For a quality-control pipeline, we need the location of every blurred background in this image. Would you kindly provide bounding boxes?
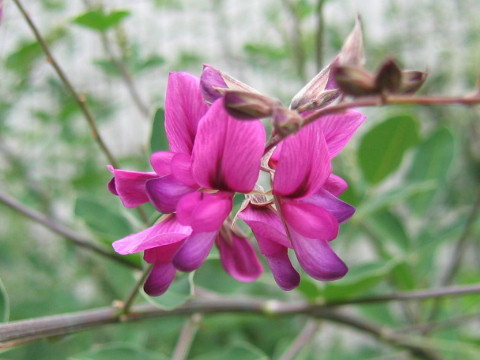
[1,0,480,359]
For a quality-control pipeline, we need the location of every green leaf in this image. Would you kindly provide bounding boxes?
[358,115,420,184]
[194,259,242,294]
[355,180,437,219]
[69,343,168,360]
[72,9,130,32]
[323,260,397,301]
[407,127,455,214]
[297,277,322,302]
[365,210,410,251]
[74,197,133,240]
[142,273,194,310]
[150,108,169,153]
[0,277,9,322]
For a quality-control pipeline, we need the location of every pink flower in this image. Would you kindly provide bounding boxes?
[109,73,265,295]
[239,111,364,290]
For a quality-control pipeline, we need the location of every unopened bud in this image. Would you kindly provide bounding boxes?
[273,107,303,136]
[399,70,427,94]
[201,64,261,104]
[333,65,376,96]
[375,58,402,93]
[338,15,365,67]
[224,91,280,119]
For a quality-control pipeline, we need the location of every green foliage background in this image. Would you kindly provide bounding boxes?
[1,0,480,359]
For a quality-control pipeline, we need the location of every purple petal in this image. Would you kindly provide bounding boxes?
[171,153,197,187]
[217,233,263,282]
[266,249,301,291]
[238,205,291,249]
[303,189,355,223]
[200,64,229,103]
[312,110,366,158]
[165,72,209,154]
[176,191,233,232]
[112,215,192,255]
[290,227,348,281]
[281,199,339,241]
[324,174,348,196]
[145,175,195,214]
[143,261,177,297]
[172,231,217,272]
[143,240,186,263]
[108,167,158,208]
[191,99,265,193]
[150,151,175,176]
[273,123,331,198]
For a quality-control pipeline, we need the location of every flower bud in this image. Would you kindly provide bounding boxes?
[333,65,376,96]
[375,58,402,93]
[201,64,261,104]
[399,70,427,94]
[224,90,280,119]
[273,106,303,136]
[338,15,365,67]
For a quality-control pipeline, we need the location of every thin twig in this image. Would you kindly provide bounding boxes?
[397,312,480,334]
[425,186,480,323]
[121,263,154,315]
[12,0,150,224]
[278,320,320,360]
[0,190,141,270]
[171,314,202,360]
[12,0,119,169]
[280,0,306,80]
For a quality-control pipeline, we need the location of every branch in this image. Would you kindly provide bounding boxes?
[3,283,480,350]
[0,190,141,270]
[171,314,202,360]
[0,298,440,359]
[265,93,480,153]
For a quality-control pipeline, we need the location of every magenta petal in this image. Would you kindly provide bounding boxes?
[112,216,192,255]
[165,72,209,154]
[171,153,197,187]
[192,99,266,193]
[145,175,195,214]
[303,189,355,223]
[176,191,232,232]
[143,261,177,297]
[290,227,348,281]
[273,123,331,198]
[313,110,366,158]
[109,168,158,208]
[173,231,217,272]
[281,199,339,241]
[150,151,175,176]
[217,234,263,282]
[324,174,348,196]
[238,205,291,249]
[107,165,118,195]
[266,249,301,291]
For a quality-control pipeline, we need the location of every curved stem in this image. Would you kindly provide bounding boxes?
[12,0,119,169]
[0,190,141,270]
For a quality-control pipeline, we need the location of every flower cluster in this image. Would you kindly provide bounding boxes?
[108,20,366,296]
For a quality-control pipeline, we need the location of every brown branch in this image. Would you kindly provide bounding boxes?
[265,93,480,153]
[0,190,141,270]
[3,283,480,352]
[0,298,440,359]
